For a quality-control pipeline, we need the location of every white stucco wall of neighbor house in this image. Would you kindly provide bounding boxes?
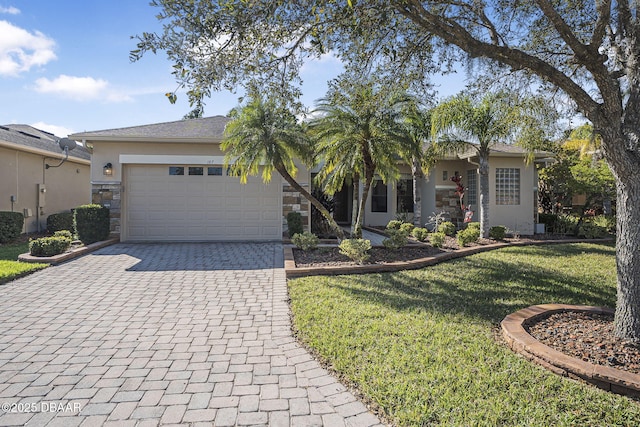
[0,145,90,233]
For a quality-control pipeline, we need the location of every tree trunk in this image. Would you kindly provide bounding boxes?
[412,156,423,227]
[275,164,345,241]
[478,154,490,238]
[351,175,360,238]
[611,158,640,341]
[353,171,374,239]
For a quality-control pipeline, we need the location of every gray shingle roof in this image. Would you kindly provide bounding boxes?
[69,116,230,142]
[458,142,552,159]
[0,124,91,161]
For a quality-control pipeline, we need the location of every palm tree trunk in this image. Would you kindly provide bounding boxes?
[351,175,360,237]
[275,164,344,241]
[412,156,423,227]
[354,170,374,239]
[478,155,490,238]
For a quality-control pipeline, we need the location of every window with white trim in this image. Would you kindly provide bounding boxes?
[371,180,388,212]
[495,168,520,205]
[466,170,477,207]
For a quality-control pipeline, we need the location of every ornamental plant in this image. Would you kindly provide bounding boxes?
[291,231,320,251]
[412,227,429,242]
[457,227,480,247]
[339,239,371,264]
[438,221,456,236]
[383,229,409,251]
[430,232,446,248]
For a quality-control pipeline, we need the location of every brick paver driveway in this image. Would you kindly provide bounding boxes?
[0,243,382,427]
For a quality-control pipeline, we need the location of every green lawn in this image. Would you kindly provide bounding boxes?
[0,241,47,284]
[289,243,640,426]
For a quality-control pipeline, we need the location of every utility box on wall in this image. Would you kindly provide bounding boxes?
[37,184,46,207]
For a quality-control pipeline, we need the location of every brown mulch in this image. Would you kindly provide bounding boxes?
[293,235,549,268]
[527,311,640,375]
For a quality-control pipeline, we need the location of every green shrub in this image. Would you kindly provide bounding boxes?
[339,239,371,264]
[292,231,319,251]
[29,236,71,257]
[466,222,480,230]
[399,222,415,234]
[383,229,409,251]
[47,212,74,233]
[592,215,616,233]
[412,227,429,242]
[577,223,606,239]
[386,220,403,230]
[53,230,73,240]
[287,211,304,237]
[438,221,456,236]
[0,212,24,244]
[457,227,480,247]
[430,232,446,248]
[74,204,110,245]
[489,225,507,240]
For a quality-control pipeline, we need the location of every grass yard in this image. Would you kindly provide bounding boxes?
[289,243,640,426]
[0,241,47,284]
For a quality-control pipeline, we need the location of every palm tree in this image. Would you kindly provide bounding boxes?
[431,92,547,237]
[401,104,435,227]
[222,93,344,240]
[309,81,409,238]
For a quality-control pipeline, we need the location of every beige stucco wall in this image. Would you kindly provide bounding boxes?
[0,146,90,233]
[486,157,537,235]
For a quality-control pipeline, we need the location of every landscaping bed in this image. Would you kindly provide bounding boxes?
[527,310,640,375]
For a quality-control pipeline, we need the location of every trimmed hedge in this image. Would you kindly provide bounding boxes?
[47,212,74,233]
[29,236,71,257]
[489,225,507,240]
[0,212,24,243]
[287,212,304,237]
[74,204,110,245]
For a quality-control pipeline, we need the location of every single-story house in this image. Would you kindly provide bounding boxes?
[329,143,550,235]
[70,116,548,242]
[0,124,91,233]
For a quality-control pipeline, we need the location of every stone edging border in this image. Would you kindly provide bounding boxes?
[501,304,640,397]
[284,238,613,278]
[18,237,120,265]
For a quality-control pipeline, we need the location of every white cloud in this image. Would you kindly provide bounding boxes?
[0,6,19,14]
[33,74,133,102]
[0,20,56,76]
[30,121,74,138]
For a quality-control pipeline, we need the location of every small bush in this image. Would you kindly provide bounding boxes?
[399,222,415,234]
[53,230,73,240]
[592,215,616,233]
[47,212,74,233]
[292,231,319,251]
[577,223,606,239]
[466,222,480,230]
[287,212,304,237]
[74,204,110,245]
[29,236,71,257]
[489,225,507,240]
[430,232,446,248]
[457,227,480,247]
[0,212,24,244]
[438,221,456,236]
[412,227,429,242]
[386,220,403,230]
[339,239,371,264]
[382,229,409,251]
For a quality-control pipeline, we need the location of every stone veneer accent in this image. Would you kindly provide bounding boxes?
[91,183,121,234]
[435,188,464,225]
[282,184,310,232]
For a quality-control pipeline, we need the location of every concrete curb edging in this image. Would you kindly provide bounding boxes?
[501,304,640,397]
[284,238,612,278]
[18,237,120,265]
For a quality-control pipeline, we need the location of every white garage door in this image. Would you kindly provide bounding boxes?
[124,164,281,241]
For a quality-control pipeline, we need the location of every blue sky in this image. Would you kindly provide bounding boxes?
[1,1,467,137]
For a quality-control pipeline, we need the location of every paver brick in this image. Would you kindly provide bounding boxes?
[0,243,381,426]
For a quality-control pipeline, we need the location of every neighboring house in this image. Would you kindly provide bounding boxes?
[69,116,309,242]
[327,143,550,235]
[70,116,548,242]
[0,125,91,234]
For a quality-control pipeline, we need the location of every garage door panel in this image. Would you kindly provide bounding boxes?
[125,165,281,241]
